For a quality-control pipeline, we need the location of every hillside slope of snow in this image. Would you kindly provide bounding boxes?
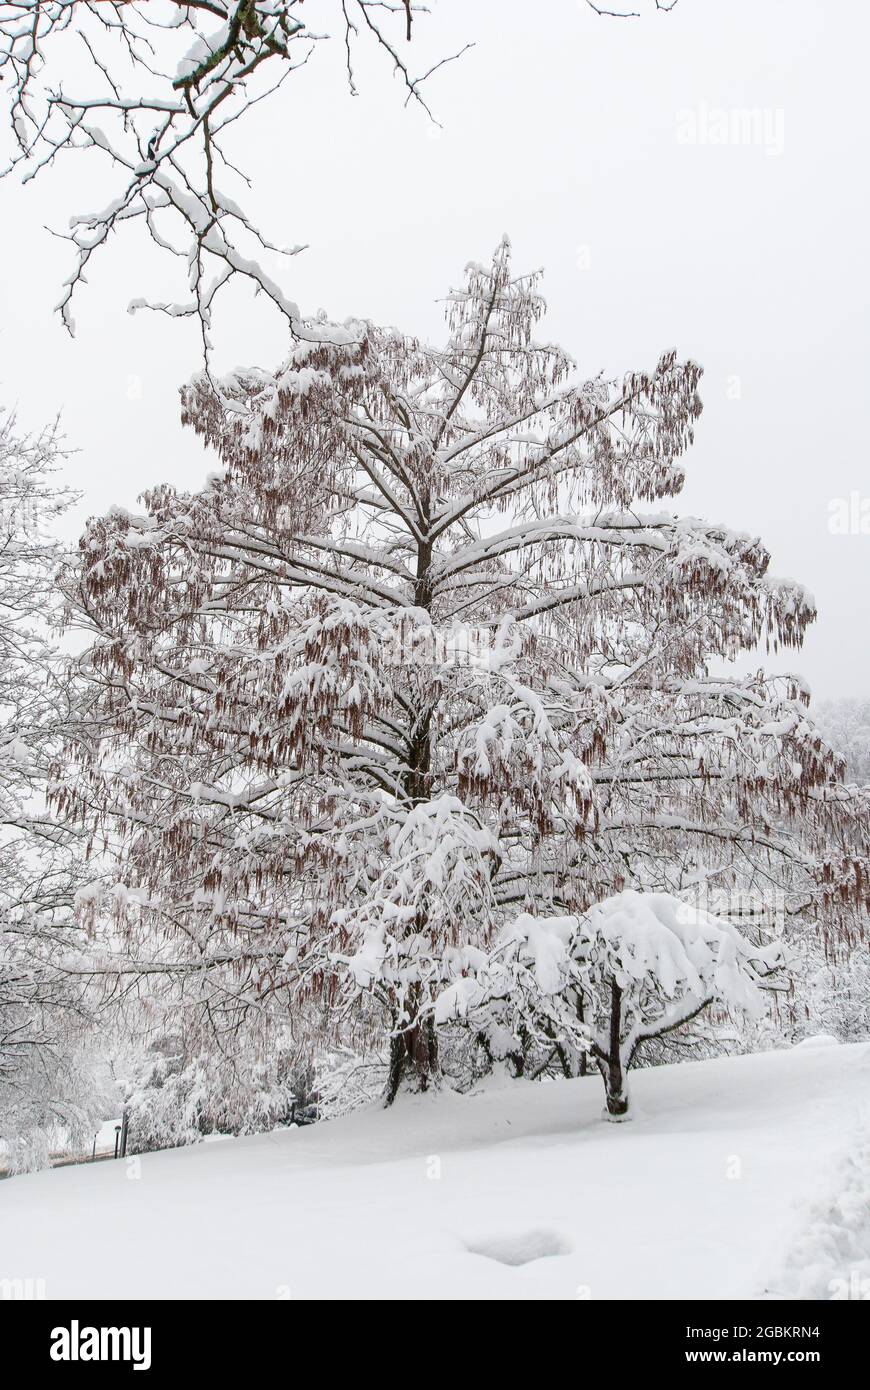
[2,1041,869,1300]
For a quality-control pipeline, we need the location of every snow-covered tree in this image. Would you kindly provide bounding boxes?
[0,1,465,345]
[440,891,785,1118]
[0,408,102,1168]
[0,410,75,863]
[0,982,104,1171]
[58,240,870,1107]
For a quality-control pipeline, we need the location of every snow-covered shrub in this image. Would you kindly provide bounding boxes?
[125,1030,313,1153]
[437,912,589,1082]
[314,1049,388,1121]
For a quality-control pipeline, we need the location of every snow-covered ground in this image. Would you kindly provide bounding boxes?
[2,1040,869,1300]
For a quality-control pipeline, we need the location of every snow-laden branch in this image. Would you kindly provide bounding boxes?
[0,1,466,349]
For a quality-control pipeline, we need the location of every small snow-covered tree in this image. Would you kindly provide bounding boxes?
[59,240,869,1107]
[438,889,785,1117]
[577,891,783,1118]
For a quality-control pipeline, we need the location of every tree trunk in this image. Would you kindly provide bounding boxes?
[382,528,443,1112]
[384,1012,440,1105]
[603,1065,630,1118]
[576,990,587,1076]
[601,979,631,1119]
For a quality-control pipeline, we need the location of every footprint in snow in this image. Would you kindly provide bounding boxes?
[465,1228,571,1266]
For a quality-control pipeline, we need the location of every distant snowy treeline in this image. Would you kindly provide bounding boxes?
[813,698,870,784]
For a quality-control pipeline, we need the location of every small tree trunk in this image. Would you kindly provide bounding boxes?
[384,1012,440,1105]
[603,1064,630,1118]
[576,991,587,1077]
[601,979,631,1120]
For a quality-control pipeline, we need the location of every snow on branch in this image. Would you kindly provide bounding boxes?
[0,2,465,349]
[586,0,680,15]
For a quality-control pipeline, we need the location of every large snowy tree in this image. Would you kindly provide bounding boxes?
[58,241,870,1105]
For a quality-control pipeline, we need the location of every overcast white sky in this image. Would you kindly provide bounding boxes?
[0,0,867,697]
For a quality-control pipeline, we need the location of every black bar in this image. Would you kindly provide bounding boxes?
[5,1298,866,1375]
